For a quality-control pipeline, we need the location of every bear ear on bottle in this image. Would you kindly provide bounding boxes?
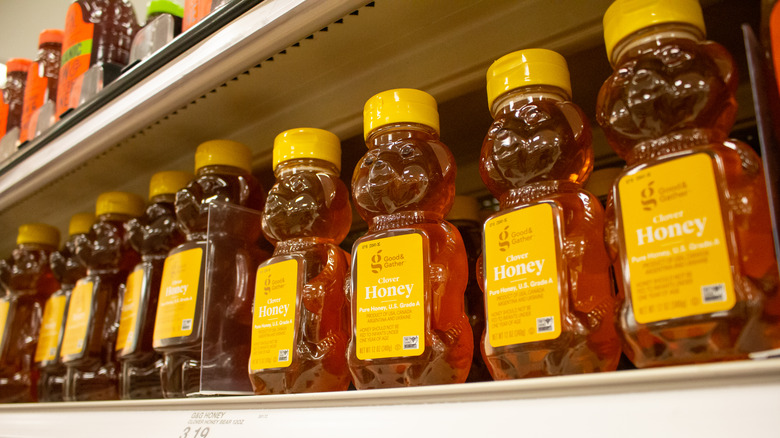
[347,88,473,389]
[153,140,269,398]
[596,0,780,367]
[36,213,93,402]
[478,49,620,380]
[249,128,352,394]
[61,192,144,401]
[0,223,60,403]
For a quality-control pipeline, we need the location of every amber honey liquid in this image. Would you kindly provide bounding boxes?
[597,28,780,367]
[479,93,620,379]
[250,160,352,394]
[348,126,472,388]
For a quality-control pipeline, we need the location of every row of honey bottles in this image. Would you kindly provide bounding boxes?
[0,0,778,402]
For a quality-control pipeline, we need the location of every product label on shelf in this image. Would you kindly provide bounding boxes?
[34,294,67,363]
[0,298,9,353]
[353,231,426,360]
[116,268,144,353]
[19,62,47,143]
[60,280,94,358]
[249,257,302,371]
[153,248,203,342]
[483,202,563,347]
[57,2,94,116]
[618,153,735,324]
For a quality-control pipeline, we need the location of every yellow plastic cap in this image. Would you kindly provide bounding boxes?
[149,170,194,199]
[273,128,342,171]
[95,191,145,218]
[194,140,253,173]
[68,213,95,236]
[486,48,572,109]
[363,88,440,140]
[603,0,706,63]
[17,223,60,247]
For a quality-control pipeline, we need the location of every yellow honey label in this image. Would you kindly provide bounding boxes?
[35,294,67,363]
[249,257,300,371]
[484,203,562,347]
[0,299,9,352]
[354,232,425,360]
[153,248,202,343]
[618,153,735,324]
[61,280,94,358]
[116,268,144,352]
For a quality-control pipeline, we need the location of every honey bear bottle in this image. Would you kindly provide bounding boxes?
[249,128,352,394]
[597,0,780,367]
[479,49,620,379]
[348,88,472,388]
[62,192,143,401]
[119,171,191,399]
[0,224,60,403]
[36,213,93,402]
[153,140,269,398]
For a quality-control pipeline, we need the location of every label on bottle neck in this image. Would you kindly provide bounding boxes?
[116,268,144,353]
[483,202,563,347]
[617,152,735,324]
[61,279,94,359]
[153,247,203,343]
[249,256,303,371]
[353,231,426,360]
[35,294,68,363]
[0,299,9,353]
[57,2,94,116]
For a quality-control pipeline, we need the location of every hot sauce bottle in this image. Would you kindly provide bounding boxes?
[348,89,473,388]
[20,29,63,144]
[119,171,191,399]
[2,59,33,137]
[153,140,268,398]
[57,0,139,116]
[479,49,620,379]
[249,128,352,394]
[36,213,93,402]
[0,224,60,403]
[596,0,780,367]
[62,192,144,401]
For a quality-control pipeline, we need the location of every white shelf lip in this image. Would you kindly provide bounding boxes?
[0,0,368,212]
[2,358,778,412]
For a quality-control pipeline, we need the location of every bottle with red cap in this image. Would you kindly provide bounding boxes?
[1,58,33,139]
[20,29,63,144]
[0,224,60,402]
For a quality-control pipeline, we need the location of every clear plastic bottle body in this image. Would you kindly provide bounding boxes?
[20,40,62,143]
[3,68,30,133]
[479,88,620,379]
[120,194,183,399]
[63,213,140,401]
[596,24,780,366]
[348,124,473,388]
[250,159,352,394]
[0,242,59,402]
[155,165,268,397]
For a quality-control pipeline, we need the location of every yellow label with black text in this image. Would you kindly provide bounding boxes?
[0,299,9,352]
[249,258,299,371]
[116,269,144,352]
[484,203,562,347]
[35,295,67,362]
[355,233,425,360]
[153,248,202,343]
[61,280,94,358]
[618,153,735,324]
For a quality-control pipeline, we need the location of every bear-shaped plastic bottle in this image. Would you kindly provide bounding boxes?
[249,128,352,394]
[153,140,269,398]
[597,0,780,367]
[62,192,144,401]
[348,88,472,388]
[36,213,93,402]
[119,171,191,399]
[0,224,60,402]
[479,49,620,379]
